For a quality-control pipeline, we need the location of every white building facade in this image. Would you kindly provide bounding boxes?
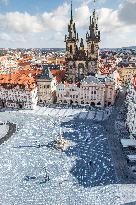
[0,75,38,109]
[56,76,116,107]
[126,75,136,137]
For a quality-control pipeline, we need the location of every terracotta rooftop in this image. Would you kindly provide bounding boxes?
[13,67,42,76]
[18,62,31,67]
[0,71,37,91]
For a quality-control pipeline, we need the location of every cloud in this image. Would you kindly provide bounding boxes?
[0,3,69,34]
[5,12,44,33]
[98,8,123,33]
[0,33,12,41]
[42,3,69,32]
[0,1,135,48]
[97,1,136,48]
[118,0,136,25]
[0,12,44,33]
[0,2,70,47]
[75,4,90,29]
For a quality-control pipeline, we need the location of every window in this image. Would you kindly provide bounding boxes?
[70,45,72,54]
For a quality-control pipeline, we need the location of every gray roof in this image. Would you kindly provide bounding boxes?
[81,75,113,85]
[82,76,101,84]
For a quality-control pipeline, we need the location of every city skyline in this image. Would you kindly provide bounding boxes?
[0,0,135,48]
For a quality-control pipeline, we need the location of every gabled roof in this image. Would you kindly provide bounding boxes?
[36,67,53,80]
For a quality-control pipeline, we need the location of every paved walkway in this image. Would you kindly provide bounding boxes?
[0,106,113,122]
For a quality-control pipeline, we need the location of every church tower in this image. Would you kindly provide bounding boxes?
[64,1,79,83]
[86,8,100,75]
[64,0,101,83]
[64,1,79,59]
[65,1,88,83]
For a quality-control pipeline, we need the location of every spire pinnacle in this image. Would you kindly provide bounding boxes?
[71,1,73,21]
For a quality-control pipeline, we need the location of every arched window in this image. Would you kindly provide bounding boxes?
[19,104,23,109]
[70,100,73,105]
[91,102,95,106]
[70,45,72,54]
[91,43,94,54]
[78,63,84,80]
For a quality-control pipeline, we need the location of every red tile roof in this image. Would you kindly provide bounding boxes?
[0,69,38,91]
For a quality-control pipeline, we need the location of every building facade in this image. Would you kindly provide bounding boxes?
[56,75,116,107]
[118,67,136,86]
[65,2,100,83]
[126,75,136,137]
[0,73,38,109]
[36,67,58,103]
[36,78,57,103]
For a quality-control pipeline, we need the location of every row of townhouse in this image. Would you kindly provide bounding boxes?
[0,72,38,109]
[0,66,119,109]
[126,75,136,137]
[0,63,63,109]
[56,75,117,107]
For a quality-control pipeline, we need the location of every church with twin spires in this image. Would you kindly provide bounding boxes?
[64,1,100,83]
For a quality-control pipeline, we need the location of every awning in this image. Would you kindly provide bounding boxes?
[127,155,136,162]
[121,139,136,148]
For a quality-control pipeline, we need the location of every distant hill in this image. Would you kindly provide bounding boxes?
[101,46,136,51]
[122,46,136,50]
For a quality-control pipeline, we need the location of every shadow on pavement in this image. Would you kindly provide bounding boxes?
[61,117,117,188]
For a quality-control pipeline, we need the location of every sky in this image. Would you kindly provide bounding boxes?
[0,0,136,48]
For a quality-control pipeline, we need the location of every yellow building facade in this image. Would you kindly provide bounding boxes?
[118,67,136,86]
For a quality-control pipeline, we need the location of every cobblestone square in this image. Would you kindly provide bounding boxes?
[0,101,136,205]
